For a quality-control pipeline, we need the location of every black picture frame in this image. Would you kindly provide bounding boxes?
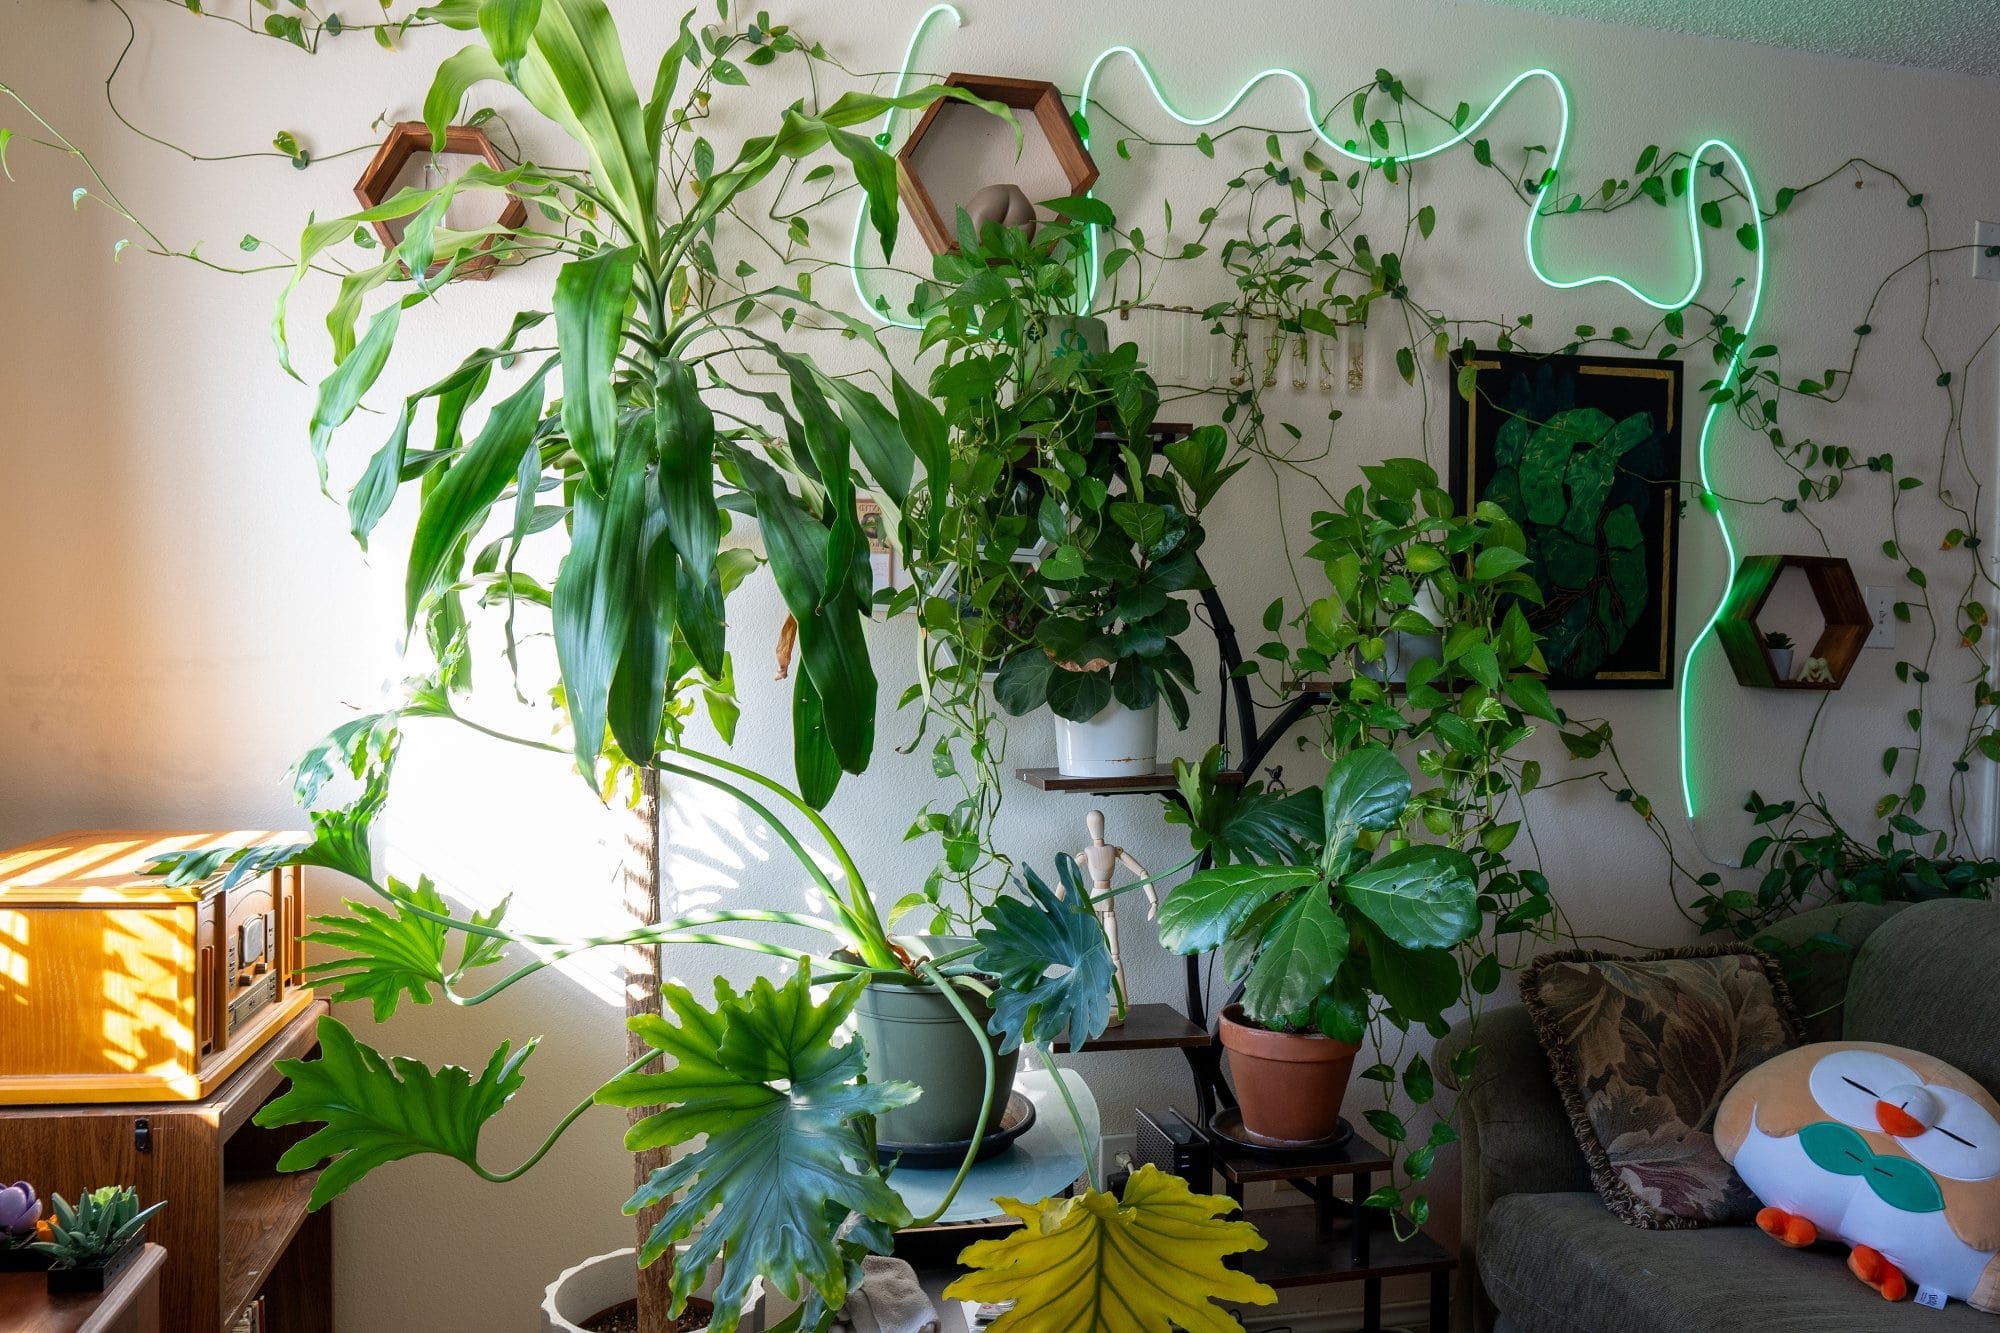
[1447,349,1684,690]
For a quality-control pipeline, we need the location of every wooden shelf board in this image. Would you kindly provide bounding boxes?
[1049,1002,1208,1053]
[1015,767,1242,795]
[1236,1203,1455,1288]
[1211,1128,1392,1185]
[219,1170,319,1329]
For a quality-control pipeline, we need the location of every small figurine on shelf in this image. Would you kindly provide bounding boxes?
[1073,809,1158,1027]
[1763,630,1795,681]
[963,182,1036,239]
[32,1186,165,1294]
[0,1181,49,1272]
[1798,655,1836,685]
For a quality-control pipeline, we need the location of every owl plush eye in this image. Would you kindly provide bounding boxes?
[1900,1087,2000,1182]
[1809,1049,1922,1127]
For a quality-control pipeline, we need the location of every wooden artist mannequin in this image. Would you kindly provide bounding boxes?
[1074,809,1157,1026]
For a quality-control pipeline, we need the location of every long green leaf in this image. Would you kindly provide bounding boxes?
[553,424,652,769]
[552,245,636,489]
[606,524,676,765]
[640,18,694,157]
[405,361,552,628]
[790,666,841,811]
[478,0,542,80]
[308,298,406,489]
[424,44,507,150]
[512,0,655,239]
[655,358,719,585]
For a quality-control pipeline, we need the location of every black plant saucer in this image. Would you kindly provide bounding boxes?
[877,1091,1037,1169]
[1206,1107,1354,1158]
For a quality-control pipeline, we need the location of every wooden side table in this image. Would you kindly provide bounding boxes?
[0,1242,165,1333]
[0,1003,332,1332]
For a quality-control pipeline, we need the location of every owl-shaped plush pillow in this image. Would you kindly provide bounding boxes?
[1717,1042,2000,1311]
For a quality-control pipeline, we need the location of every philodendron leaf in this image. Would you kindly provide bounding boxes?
[305,876,510,1020]
[595,969,916,1332]
[944,1165,1276,1332]
[973,855,1116,1053]
[254,1016,535,1211]
[1157,864,1318,955]
[1320,745,1411,870]
[1340,845,1480,949]
[1243,887,1350,1025]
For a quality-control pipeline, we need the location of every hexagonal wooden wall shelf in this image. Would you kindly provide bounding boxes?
[896,73,1098,255]
[1717,554,1871,690]
[353,122,527,281]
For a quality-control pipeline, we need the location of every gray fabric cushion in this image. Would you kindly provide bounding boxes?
[1481,1192,1995,1332]
[1846,899,2000,1089]
[1757,900,1909,1041]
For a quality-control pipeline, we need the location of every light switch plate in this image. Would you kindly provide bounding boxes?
[1864,585,1897,649]
[1978,221,2000,282]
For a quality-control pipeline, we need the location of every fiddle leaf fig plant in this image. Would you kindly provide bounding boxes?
[1158,745,1479,1033]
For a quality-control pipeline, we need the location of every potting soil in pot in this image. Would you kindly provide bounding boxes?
[582,1297,714,1332]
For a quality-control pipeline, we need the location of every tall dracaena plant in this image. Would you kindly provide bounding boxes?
[252,3,1011,1329]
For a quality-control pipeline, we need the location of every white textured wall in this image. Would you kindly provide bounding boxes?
[4,1,2000,1328]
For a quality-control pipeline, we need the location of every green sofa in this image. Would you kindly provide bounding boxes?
[1437,897,2000,1332]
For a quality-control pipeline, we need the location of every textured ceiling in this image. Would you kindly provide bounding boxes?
[1456,0,2000,79]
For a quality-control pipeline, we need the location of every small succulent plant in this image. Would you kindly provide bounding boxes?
[1763,630,1794,650]
[30,1187,164,1268]
[0,1182,40,1248]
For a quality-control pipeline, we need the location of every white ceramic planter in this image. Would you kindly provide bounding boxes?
[542,1247,766,1333]
[1358,630,1445,685]
[1769,647,1794,681]
[1054,697,1158,777]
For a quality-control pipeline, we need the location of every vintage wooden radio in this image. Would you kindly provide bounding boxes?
[0,830,314,1104]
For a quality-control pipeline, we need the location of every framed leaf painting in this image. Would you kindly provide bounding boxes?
[1447,350,1684,689]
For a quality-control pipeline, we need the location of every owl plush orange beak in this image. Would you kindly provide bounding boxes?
[1879,1101,1928,1138]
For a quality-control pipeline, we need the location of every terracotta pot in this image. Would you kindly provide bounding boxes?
[1219,1003,1361,1144]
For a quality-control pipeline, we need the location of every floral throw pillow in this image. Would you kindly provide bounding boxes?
[1520,945,1803,1229]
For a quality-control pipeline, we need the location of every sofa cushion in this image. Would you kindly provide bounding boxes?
[1847,900,2000,1089]
[1520,946,1802,1227]
[1481,1192,1996,1332]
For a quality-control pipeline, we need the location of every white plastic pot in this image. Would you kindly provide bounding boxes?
[1358,630,1444,685]
[542,1247,766,1333]
[1054,697,1158,778]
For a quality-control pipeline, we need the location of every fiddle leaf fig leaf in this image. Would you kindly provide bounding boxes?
[254,1016,536,1211]
[1320,745,1411,869]
[1243,887,1349,1025]
[944,1165,1277,1332]
[1158,864,1317,955]
[595,969,916,1332]
[1340,845,1480,949]
[972,854,1116,1053]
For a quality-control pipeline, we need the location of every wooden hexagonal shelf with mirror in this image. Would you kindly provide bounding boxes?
[1717,554,1871,690]
[353,121,527,281]
[896,73,1098,255]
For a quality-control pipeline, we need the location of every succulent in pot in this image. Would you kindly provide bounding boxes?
[1157,746,1479,1145]
[1763,629,1795,681]
[32,1186,164,1294]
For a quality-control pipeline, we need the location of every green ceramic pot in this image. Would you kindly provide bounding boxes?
[853,966,1019,1147]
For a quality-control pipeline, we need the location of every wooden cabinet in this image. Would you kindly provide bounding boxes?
[0,1003,333,1332]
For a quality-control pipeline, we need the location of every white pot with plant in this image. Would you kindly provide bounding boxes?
[1764,630,1795,681]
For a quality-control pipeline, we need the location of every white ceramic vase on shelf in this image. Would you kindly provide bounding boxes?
[542,1248,766,1333]
[1053,697,1159,778]
[1769,647,1795,681]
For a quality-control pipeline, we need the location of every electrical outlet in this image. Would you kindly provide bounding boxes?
[1978,221,2000,282]
[1865,585,1897,649]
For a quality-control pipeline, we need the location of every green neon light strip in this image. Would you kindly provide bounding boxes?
[855,21,1766,823]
